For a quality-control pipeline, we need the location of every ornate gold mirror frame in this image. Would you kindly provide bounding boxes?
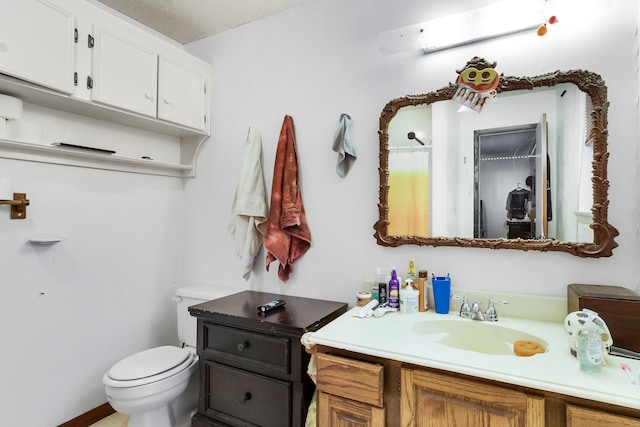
[374,59,619,257]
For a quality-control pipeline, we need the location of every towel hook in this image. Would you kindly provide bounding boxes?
[407,132,425,146]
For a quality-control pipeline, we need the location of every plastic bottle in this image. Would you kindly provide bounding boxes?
[577,323,604,373]
[372,267,384,302]
[388,268,400,309]
[400,279,419,313]
[418,270,429,312]
[378,281,387,305]
[407,259,416,283]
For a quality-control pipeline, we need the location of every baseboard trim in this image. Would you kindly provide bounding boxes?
[58,402,115,427]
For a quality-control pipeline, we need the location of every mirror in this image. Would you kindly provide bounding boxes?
[374,57,618,257]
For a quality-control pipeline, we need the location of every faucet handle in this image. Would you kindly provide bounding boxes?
[451,295,471,318]
[484,299,508,322]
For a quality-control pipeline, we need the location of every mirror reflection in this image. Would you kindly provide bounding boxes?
[375,57,618,257]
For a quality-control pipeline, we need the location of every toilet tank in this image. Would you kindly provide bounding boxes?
[174,285,240,348]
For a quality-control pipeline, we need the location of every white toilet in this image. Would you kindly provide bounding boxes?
[103,285,239,427]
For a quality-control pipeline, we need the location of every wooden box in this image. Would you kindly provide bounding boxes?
[567,284,640,352]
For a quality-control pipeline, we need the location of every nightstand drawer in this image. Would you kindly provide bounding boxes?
[203,322,291,374]
[205,361,291,427]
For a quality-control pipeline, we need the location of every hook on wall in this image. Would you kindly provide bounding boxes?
[407,132,425,146]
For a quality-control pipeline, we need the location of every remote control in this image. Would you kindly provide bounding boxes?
[257,300,286,313]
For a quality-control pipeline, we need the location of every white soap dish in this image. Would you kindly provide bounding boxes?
[27,233,67,244]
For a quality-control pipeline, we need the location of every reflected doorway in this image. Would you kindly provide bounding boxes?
[474,123,542,239]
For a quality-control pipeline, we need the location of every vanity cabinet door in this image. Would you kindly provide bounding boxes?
[318,392,385,427]
[566,404,640,427]
[157,55,207,131]
[90,26,158,117]
[401,368,545,427]
[0,0,75,94]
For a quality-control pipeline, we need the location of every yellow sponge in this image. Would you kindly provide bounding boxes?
[513,340,545,357]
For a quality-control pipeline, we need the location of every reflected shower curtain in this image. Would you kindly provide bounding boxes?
[388,149,430,236]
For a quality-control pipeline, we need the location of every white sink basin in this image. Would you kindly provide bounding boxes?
[411,319,548,356]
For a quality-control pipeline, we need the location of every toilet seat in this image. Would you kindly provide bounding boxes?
[105,346,196,388]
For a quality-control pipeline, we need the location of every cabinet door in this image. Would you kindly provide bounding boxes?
[401,368,545,427]
[567,404,640,427]
[90,26,157,117]
[0,0,75,94]
[157,55,206,131]
[318,392,385,427]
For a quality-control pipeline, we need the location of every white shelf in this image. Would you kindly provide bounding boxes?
[0,138,194,177]
[0,74,208,177]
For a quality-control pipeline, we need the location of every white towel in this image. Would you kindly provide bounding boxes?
[332,113,357,177]
[227,127,269,280]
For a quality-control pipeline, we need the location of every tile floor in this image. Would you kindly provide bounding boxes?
[88,412,129,427]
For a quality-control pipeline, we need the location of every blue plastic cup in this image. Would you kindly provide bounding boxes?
[432,276,451,314]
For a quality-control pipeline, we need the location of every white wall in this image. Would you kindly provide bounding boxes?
[1,0,638,425]
[0,159,184,425]
[184,0,640,301]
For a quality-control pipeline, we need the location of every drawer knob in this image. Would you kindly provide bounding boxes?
[239,392,252,404]
[237,341,250,352]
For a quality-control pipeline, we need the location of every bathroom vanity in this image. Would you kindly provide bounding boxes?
[310,307,640,426]
[188,291,347,427]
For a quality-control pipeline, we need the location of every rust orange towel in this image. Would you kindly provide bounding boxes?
[264,115,311,282]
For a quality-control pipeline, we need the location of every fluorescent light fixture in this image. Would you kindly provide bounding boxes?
[378,1,545,55]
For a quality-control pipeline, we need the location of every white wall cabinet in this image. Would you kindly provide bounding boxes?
[158,55,207,131]
[90,26,158,118]
[0,0,76,95]
[0,0,211,177]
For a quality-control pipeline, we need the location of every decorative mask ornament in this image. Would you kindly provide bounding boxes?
[453,57,500,113]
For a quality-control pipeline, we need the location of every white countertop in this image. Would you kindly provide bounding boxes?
[309,307,640,410]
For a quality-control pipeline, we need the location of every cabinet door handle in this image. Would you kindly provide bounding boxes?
[239,392,251,404]
[237,341,250,352]
[144,92,155,101]
[163,98,171,105]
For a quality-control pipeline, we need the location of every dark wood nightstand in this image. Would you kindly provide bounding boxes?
[189,291,347,427]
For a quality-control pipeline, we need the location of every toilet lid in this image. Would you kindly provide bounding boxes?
[107,346,192,381]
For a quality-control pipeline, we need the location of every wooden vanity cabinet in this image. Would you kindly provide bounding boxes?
[315,347,640,427]
[189,291,347,427]
[401,368,545,427]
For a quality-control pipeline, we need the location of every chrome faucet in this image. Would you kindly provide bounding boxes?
[451,295,471,319]
[452,296,508,321]
[470,301,485,321]
[484,299,509,322]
